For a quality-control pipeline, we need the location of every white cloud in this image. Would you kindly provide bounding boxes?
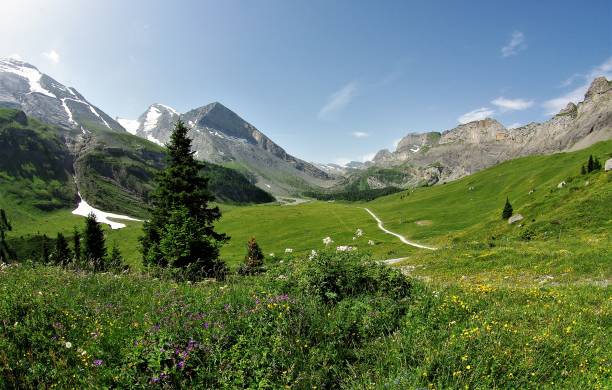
[543,56,612,114]
[491,97,534,111]
[7,53,22,60]
[333,157,352,167]
[501,31,526,57]
[318,81,358,119]
[457,107,495,124]
[507,122,523,129]
[351,131,369,138]
[42,49,60,64]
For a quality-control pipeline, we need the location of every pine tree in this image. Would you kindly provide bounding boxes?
[0,209,12,262]
[107,243,125,272]
[244,237,264,269]
[502,197,513,219]
[141,120,228,279]
[41,235,50,263]
[51,233,71,266]
[73,227,81,264]
[594,157,602,171]
[83,213,107,271]
[580,164,586,175]
[587,155,595,173]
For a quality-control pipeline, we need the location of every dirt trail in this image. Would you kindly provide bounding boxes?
[364,208,437,251]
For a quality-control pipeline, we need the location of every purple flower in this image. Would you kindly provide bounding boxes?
[150,377,160,384]
[93,359,103,367]
[203,322,209,329]
[177,360,185,369]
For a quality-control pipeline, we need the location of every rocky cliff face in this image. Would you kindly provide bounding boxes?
[367,77,612,186]
[0,58,124,133]
[125,101,335,196]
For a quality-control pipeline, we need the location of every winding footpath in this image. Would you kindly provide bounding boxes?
[364,208,437,251]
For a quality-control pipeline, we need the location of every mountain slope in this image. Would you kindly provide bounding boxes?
[124,102,336,196]
[353,77,612,188]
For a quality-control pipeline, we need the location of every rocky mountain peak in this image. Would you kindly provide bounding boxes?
[585,76,611,100]
[439,118,505,145]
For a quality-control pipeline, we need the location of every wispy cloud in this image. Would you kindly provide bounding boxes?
[543,56,612,114]
[457,107,495,124]
[318,81,358,119]
[491,97,534,111]
[42,49,60,64]
[501,31,526,57]
[351,131,369,138]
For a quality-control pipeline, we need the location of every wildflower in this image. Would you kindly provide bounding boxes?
[65,341,72,349]
[352,237,356,240]
[368,240,375,246]
[322,237,333,245]
[308,249,317,260]
[284,248,293,253]
[269,253,275,257]
[336,245,356,252]
[355,228,363,237]
[177,360,185,369]
[93,359,103,367]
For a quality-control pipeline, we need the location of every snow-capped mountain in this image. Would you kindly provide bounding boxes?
[0,58,124,133]
[124,101,336,195]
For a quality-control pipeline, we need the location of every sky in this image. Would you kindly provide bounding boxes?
[1,0,611,165]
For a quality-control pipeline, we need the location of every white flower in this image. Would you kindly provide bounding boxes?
[284,248,293,253]
[368,240,375,246]
[65,342,72,349]
[336,245,356,252]
[355,228,363,237]
[352,237,356,240]
[308,249,317,260]
[269,253,275,257]
[322,237,333,245]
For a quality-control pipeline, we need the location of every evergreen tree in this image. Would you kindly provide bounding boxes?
[73,227,81,264]
[83,213,107,271]
[587,155,595,173]
[502,197,513,219]
[108,243,125,272]
[41,234,50,263]
[141,120,228,279]
[245,237,264,268]
[51,232,71,266]
[0,209,12,262]
[580,164,586,175]
[594,157,602,171]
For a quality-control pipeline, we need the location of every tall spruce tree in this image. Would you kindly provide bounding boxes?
[73,227,81,264]
[51,232,71,266]
[83,213,107,271]
[0,209,12,262]
[141,119,228,278]
[502,197,513,219]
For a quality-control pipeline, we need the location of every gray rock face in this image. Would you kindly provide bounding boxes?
[126,101,335,196]
[367,77,612,187]
[0,58,124,133]
[508,214,524,224]
[605,158,612,171]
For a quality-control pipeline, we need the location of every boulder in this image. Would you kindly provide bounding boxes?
[508,214,524,224]
[557,181,566,188]
[605,158,612,172]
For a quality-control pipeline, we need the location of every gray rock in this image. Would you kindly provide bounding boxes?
[557,181,566,188]
[605,158,612,171]
[508,214,524,224]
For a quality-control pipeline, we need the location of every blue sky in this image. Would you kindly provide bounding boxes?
[1,0,611,164]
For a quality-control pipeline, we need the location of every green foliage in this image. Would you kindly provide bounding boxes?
[292,250,411,303]
[501,197,513,219]
[142,120,228,279]
[83,213,107,271]
[238,237,265,275]
[0,209,13,262]
[107,244,126,273]
[304,186,402,201]
[50,233,71,266]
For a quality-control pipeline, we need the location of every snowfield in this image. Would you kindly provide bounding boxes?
[72,193,142,229]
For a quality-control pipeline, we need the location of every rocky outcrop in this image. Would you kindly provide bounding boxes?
[366,77,612,187]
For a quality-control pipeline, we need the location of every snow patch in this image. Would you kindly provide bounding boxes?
[147,134,164,146]
[0,58,56,98]
[209,130,224,139]
[158,104,179,116]
[72,193,142,229]
[117,118,140,134]
[265,184,271,188]
[60,99,77,126]
[410,146,420,153]
[143,106,162,131]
